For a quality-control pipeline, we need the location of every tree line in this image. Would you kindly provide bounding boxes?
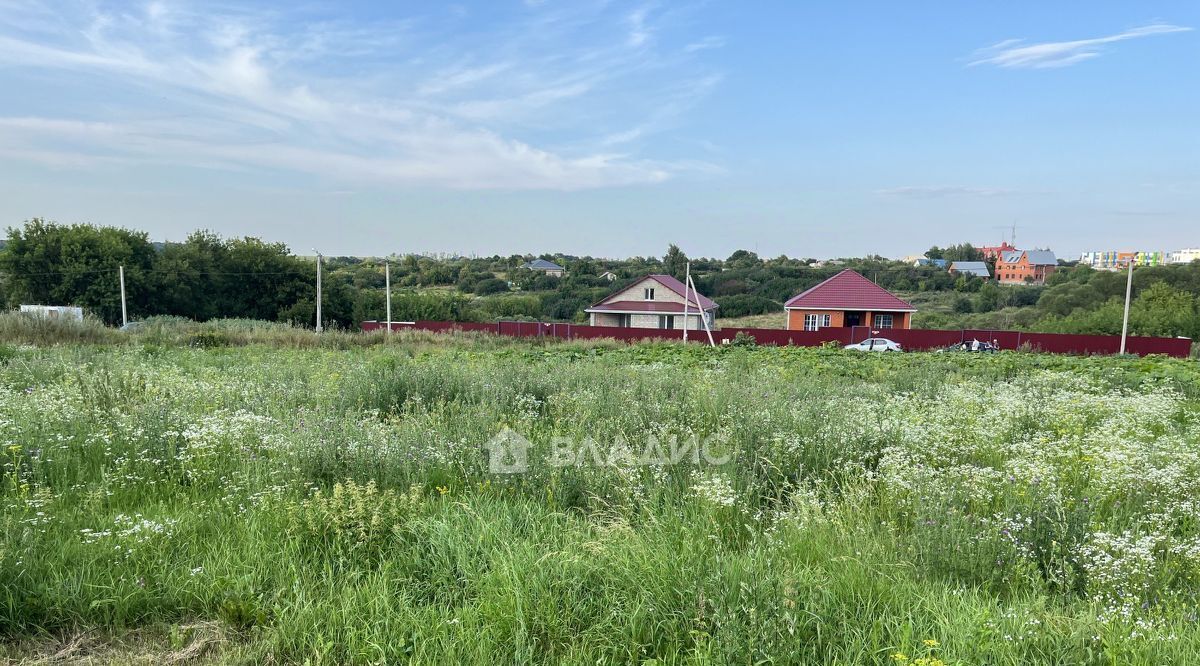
[1,219,1198,340]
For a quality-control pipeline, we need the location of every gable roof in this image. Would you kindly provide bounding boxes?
[999,250,1057,266]
[646,274,718,310]
[523,258,565,271]
[588,273,718,312]
[784,269,916,312]
[950,261,991,277]
[1023,250,1057,265]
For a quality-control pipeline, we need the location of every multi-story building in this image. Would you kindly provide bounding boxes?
[996,250,1058,284]
[1168,248,1200,265]
[978,241,1016,262]
[1080,250,1167,271]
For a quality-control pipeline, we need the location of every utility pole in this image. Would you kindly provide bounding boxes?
[682,261,690,343]
[313,250,323,333]
[118,265,127,327]
[1119,259,1133,354]
[688,272,716,347]
[384,261,391,337]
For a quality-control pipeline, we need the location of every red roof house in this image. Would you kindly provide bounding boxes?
[784,269,916,331]
[586,274,717,330]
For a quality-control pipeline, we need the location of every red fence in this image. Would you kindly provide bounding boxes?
[360,320,1193,358]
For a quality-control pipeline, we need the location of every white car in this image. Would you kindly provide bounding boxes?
[844,338,902,352]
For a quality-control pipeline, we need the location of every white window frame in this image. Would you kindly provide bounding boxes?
[803,313,831,331]
[644,287,655,300]
[875,313,894,329]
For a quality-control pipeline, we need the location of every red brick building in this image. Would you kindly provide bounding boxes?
[784,270,916,331]
[979,241,1016,262]
[995,250,1058,285]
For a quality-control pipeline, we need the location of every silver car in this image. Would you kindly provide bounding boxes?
[844,337,902,352]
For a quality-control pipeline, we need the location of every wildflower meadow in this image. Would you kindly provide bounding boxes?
[2,319,1200,663]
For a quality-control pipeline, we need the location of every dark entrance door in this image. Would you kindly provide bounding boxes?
[844,311,864,327]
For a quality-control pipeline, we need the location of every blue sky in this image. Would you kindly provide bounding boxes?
[0,1,1196,259]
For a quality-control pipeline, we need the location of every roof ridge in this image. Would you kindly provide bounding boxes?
[783,269,915,311]
[591,273,718,310]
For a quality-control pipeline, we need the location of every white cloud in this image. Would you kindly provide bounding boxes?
[626,6,653,47]
[0,1,722,190]
[0,114,679,191]
[683,36,725,53]
[969,22,1192,69]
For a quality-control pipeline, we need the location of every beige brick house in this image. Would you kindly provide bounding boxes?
[585,274,717,330]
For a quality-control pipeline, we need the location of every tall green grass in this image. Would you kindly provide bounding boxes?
[1,337,1199,663]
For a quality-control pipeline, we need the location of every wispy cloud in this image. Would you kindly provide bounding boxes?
[0,1,722,190]
[969,22,1192,69]
[626,6,654,47]
[875,186,1020,198]
[683,36,725,53]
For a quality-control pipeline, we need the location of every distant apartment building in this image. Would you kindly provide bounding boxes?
[1169,248,1200,265]
[995,250,1058,285]
[1080,250,1167,271]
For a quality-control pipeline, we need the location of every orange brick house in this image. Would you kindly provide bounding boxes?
[784,269,916,331]
[995,250,1058,285]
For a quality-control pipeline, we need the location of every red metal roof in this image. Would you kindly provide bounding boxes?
[589,274,718,311]
[784,270,916,312]
[585,301,696,313]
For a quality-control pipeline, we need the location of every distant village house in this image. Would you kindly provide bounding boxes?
[522,259,566,277]
[979,242,1017,262]
[995,250,1057,285]
[909,257,948,269]
[949,261,991,278]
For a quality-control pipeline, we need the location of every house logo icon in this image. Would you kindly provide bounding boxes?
[485,428,531,473]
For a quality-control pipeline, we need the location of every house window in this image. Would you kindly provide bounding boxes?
[644,287,655,300]
[659,315,675,329]
[875,313,894,329]
[618,314,631,327]
[803,314,831,331]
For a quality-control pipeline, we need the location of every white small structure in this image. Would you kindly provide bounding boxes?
[20,305,84,321]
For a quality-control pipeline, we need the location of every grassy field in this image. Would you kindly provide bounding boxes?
[3,317,1200,663]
